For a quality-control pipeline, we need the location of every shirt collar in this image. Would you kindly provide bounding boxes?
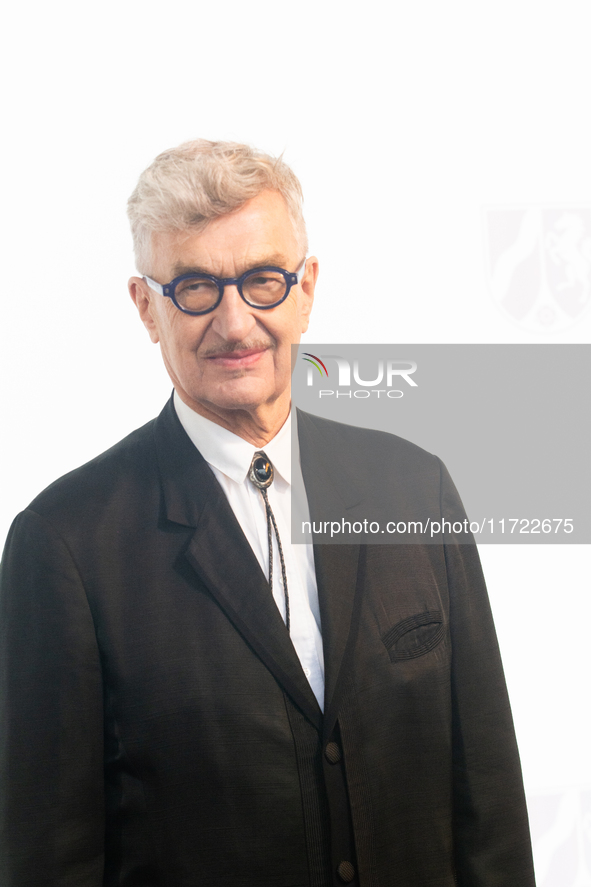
[173,390,293,486]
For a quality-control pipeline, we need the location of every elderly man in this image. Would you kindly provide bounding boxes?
[0,140,535,886]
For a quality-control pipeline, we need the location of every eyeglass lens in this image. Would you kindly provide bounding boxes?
[175,270,289,312]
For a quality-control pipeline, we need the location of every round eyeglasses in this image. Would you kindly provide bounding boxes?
[143,259,307,316]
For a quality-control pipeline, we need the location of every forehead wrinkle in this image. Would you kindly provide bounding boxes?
[170,252,296,279]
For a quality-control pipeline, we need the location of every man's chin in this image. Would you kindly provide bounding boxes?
[193,381,281,415]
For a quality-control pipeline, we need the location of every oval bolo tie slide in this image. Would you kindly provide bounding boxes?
[249,452,274,489]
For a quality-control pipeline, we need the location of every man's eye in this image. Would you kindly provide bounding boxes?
[178,278,218,294]
[248,273,285,286]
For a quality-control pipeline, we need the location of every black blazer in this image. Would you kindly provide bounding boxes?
[0,398,536,887]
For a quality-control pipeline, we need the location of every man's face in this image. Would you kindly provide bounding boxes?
[130,190,317,437]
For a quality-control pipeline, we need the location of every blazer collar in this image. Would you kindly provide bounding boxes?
[153,395,220,528]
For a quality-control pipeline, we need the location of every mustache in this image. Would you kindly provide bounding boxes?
[200,338,276,358]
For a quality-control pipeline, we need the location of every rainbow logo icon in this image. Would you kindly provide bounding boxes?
[302,352,329,377]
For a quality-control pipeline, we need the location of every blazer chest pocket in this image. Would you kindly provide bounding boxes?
[382,610,445,662]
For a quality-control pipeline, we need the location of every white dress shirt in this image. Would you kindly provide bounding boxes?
[174,392,325,710]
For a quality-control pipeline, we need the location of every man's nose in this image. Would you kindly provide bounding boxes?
[210,284,257,341]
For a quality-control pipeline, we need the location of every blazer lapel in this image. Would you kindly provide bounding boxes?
[153,397,322,732]
[297,410,363,738]
[312,544,362,738]
[186,499,323,731]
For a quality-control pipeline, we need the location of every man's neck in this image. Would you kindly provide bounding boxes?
[174,389,291,448]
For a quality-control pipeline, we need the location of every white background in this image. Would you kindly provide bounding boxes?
[1,2,590,882]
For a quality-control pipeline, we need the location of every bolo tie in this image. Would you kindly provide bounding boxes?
[248,452,290,634]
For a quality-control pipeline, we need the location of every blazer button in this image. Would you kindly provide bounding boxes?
[337,860,356,883]
[324,741,342,764]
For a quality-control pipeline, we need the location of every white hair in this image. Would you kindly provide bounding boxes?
[127,139,308,274]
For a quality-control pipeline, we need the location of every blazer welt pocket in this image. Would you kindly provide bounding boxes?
[382,610,445,662]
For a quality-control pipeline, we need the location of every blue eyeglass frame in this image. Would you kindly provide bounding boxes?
[143,258,307,316]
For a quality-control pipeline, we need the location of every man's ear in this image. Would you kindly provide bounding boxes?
[129,277,160,343]
[299,256,318,334]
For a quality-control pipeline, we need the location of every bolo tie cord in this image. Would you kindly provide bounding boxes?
[249,452,290,635]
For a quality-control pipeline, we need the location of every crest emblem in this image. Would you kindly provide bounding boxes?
[528,787,591,885]
[485,207,591,332]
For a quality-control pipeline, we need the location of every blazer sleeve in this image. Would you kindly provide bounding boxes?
[438,460,536,886]
[0,509,105,887]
